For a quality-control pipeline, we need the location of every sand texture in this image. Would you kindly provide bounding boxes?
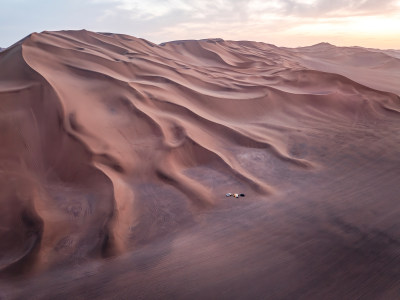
[0,30,399,299]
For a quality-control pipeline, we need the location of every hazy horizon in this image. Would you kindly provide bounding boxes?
[1,0,400,49]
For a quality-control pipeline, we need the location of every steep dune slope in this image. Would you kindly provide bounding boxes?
[0,30,399,299]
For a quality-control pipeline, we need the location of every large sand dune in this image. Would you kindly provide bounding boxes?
[0,30,399,299]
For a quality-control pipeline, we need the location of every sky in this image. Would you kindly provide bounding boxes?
[1,0,400,49]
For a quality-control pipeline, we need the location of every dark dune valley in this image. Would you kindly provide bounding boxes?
[0,30,399,299]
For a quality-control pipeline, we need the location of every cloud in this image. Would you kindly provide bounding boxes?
[0,0,399,48]
[83,0,400,48]
[279,0,400,17]
[96,0,400,22]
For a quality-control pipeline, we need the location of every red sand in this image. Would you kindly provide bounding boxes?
[0,30,399,299]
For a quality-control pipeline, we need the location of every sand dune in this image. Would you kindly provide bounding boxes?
[0,30,399,299]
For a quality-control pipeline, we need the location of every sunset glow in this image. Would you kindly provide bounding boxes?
[1,0,399,48]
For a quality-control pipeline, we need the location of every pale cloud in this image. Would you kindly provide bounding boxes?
[0,0,399,48]
[84,0,400,49]
[100,0,400,19]
[113,0,192,19]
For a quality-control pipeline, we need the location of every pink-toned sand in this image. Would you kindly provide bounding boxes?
[0,30,399,299]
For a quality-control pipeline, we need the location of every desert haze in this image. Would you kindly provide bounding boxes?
[0,30,399,299]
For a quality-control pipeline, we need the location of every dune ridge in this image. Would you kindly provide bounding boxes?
[0,30,399,299]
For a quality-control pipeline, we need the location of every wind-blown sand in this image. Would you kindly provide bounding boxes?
[0,30,399,299]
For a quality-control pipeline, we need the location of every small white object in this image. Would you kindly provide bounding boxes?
[226,192,245,198]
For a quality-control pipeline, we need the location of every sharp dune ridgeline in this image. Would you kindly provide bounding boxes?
[0,30,399,299]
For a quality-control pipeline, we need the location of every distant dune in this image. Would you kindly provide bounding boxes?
[0,30,399,299]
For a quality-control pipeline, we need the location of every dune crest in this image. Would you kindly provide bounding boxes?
[1,30,399,299]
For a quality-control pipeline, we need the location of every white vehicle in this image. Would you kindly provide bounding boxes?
[225,193,245,198]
